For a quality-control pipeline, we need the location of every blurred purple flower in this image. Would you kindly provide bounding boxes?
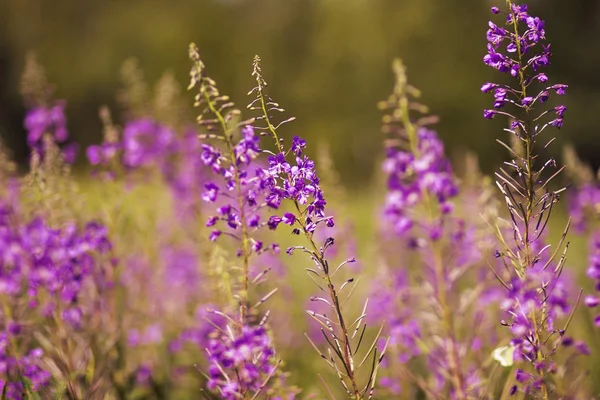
[24,101,78,163]
[205,323,277,399]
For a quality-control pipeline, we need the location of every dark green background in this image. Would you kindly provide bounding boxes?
[1,0,599,186]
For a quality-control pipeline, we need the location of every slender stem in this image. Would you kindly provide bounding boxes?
[256,81,284,155]
[255,79,362,398]
[400,95,419,155]
[432,241,466,399]
[294,204,362,399]
[398,93,466,398]
[204,90,251,327]
[506,2,549,397]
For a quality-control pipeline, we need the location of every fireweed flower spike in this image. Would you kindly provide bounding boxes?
[376,59,477,399]
[20,53,78,164]
[248,55,388,400]
[483,2,582,397]
[0,204,115,397]
[188,44,289,399]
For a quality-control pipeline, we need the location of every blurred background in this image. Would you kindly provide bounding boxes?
[1,0,599,187]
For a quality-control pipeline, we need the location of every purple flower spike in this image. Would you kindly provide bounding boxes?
[205,323,279,400]
[482,2,567,131]
[484,3,580,396]
[24,101,78,163]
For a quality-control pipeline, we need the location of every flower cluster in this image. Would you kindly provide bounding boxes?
[501,269,569,359]
[88,113,212,217]
[3,5,597,397]
[482,3,567,129]
[568,183,600,233]
[206,324,277,399]
[0,333,51,399]
[0,207,113,328]
[500,261,588,395]
[121,118,176,169]
[383,127,458,237]
[369,268,421,366]
[202,125,277,249]
[163,130,210,215]
[372,58,493,398]
[261,136,333,233]
[86,137,120,169]
[482,4,582,396]
[88,118,176,170]
[24,102,78,163]
[585,232,600,324]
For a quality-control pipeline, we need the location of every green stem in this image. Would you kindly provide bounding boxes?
[398,92,466,399]
[294,204,362,399]
[204,90,251,328]
[507,2,549,397]
[255,79,362,398]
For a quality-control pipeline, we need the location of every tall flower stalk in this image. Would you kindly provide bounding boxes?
[377,59,472,398]
[189,45,255,326]
[248,56,387,399]
[482,2,580,397]
[187,45,287,400]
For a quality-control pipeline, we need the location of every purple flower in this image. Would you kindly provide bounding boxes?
[481,83,498,93]
[484,109,497,119]
[199,125,285,256]
[0,206,115,329]
[290,136,306,155]
[122,118,175,169]
[382,128,458,238]
[24,101,77,163]
[24,103,68,147]
[569,184,600,232]
[86,142,120,167]
[282,212,296,226]
[259,139,333,232]
[209,230,222,241]
[267,216,282,230]
[549,118,563,128]
[202,182,219,203]
[0,333,51,396]
[482,3,567,131]
[584,232,600,326]
[585,295,599,308]
[205,322,278,400]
